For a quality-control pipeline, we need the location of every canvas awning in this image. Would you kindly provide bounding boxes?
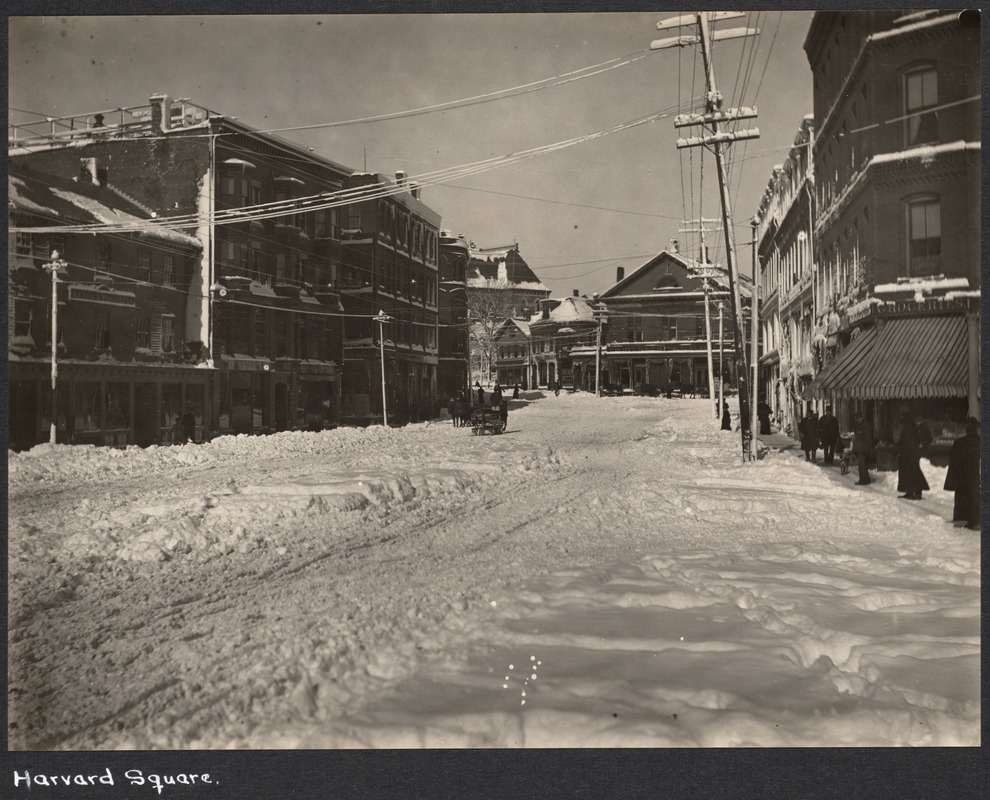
[805,314,968,400]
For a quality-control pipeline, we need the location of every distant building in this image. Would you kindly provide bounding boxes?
[466,242,550,319]
[802,10,980,448]
[570,253,751,396]
[492,318,532,390]
[527,292,597,390]
[8,163,203,450]
[754,115,815,437]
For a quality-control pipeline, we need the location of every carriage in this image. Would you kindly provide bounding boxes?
[470,405,506,435]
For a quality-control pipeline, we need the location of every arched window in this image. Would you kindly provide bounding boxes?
[904,194,941,276]
[902,62,938,146]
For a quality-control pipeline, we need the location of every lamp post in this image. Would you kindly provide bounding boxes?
[43,251,68,444]
[373,310,392,426]
[717,301,725,417]
[592,294,608,397]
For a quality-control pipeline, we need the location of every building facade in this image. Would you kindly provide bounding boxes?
[337,171,442,424]
[754,115,816,437]
[570,254,750,396]
[10,93,451,438]
[492,319,532,390]
[803,10,980,447]
[528,293,597,390]
[8,164,205,450]
[436,231,471,404]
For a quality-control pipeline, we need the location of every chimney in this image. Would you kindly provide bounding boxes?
[703,245,710,264]
[572,289,579,297]
[616,266,625,282]
[410,181,421,200]
[669,238,679,253]
[79,157,99,184]
[150,93,172,134]
[395,170,407,188]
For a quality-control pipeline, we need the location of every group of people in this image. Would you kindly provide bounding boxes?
[797,405,980,530]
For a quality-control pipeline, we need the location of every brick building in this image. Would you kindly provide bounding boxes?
[8,163,204,450]
[437,231,471,403]
[802,10,980,448]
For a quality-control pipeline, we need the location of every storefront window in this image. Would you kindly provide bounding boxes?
[105,383,130,430]
[74,382,102,432]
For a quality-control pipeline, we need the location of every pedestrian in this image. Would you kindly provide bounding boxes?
[944,417,980,529]
[721,400,732,431]
[851,410,873,485]
[475,381,485,406]
[554,380,560,397]
[799,409,819,462]
[499,397,509,432]
[897,412,932,500]
[181,406,197,444]
[513,383,520,400]
[817,405,840,465]
[757,399,772,435]
[492,383,503,405]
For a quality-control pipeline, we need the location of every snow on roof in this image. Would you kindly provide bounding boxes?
[9,169,201,249]
[871,140,981,166]
[546,296,594,323]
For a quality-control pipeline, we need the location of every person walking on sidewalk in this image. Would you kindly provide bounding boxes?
[851,411,873,485]
[799,409,819,462]
[818,405,840,465]
[944,417,980,529]
[721,400,732,431]
[897,412,932,500]
[757,399,772,435]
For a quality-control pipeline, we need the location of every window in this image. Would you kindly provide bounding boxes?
[903,64,938,146]
[138,250,151,281]
[15,230,33,257]
[254,313,267,357]
[161,316,175,352]
[906,196,941,276]
[136,316,151,348]
[347,206,361,230]
[162,255,175,286]
[94,311,111,349]
[13,300,32,338]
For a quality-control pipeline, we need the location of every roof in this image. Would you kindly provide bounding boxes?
[531,296,595,327]
[493,318,531,339]
[8,165,201,249]
[805,313,969,400]
[468,246,549,293]
[602,250,751,299]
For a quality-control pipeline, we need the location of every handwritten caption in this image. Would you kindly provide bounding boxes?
[14,768,216,794]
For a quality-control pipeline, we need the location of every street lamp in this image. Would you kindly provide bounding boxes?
[373,310,392,426]
[43,251,68,444]
[592,294,609,397]
[717,300,725,418]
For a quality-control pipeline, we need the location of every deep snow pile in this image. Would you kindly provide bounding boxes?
[7,394,980,749]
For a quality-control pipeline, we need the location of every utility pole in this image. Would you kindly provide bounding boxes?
[374,310,392,426]
[43,251,67,445]
[680,218,722,418]
[653,11,760,462]
[592,294,608,397]
[750,219,760,452]
[718,300,725,417]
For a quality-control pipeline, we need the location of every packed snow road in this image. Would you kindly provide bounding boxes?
[7,393,979,749]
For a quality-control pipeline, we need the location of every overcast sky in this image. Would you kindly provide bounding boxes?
[9,11,814,296]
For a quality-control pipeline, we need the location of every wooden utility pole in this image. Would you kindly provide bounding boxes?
[680,218,722,418]
[750,219,760,451]
[43,251,67,444]
[653,11,760,461]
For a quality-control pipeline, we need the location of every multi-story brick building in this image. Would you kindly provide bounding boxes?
[492,319,532,390]
[337,171,442,424]
[437,231,471,403]
[803,10,980,446]
[8,163,204,450]
[10,93,449,435]
[754,115,816,437]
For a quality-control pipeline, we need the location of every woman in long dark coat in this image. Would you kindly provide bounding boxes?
[720,400,732,431]
[799,410,819,462]
[944,417,980,528]
[897,413,932,500]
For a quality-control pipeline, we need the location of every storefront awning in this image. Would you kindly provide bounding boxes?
[805,314,968,400]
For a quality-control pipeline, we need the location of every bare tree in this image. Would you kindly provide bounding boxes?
[467,279,522,385]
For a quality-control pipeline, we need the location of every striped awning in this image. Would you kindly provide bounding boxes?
[805,313,969,400]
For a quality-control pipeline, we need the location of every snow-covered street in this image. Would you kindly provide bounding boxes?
[7,393,979,749]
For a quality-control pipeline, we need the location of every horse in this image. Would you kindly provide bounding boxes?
[451,398,472,428]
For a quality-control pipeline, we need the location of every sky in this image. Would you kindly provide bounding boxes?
[8,11,814,297]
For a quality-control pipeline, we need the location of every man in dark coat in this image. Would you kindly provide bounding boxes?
[721,400,732,430]
[757,400,772,435]
[897,413,933,500]
[799,410,819,462]
[475,382,485,406]
[512,383,520,400]
[181,407,197,444]
[817,405,840,465]
[851,411,873,485]
[944,417,980,529]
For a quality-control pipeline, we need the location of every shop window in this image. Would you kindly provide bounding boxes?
[905,195,941,276]
[74,382,102,432]
[105,383,130,430]
[903,63,938,146]
[13,300,32,338]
